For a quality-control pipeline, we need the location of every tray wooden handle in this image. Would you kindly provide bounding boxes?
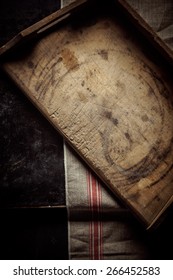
[0,0,89,57]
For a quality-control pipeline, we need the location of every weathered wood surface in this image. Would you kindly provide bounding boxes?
[2,10,173,228]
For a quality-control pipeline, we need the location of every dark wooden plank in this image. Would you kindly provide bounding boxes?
[0,0,68,261]
[0,208,68,259]
[0,0,66,208]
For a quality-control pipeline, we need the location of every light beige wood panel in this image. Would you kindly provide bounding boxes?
[2,13,173,228]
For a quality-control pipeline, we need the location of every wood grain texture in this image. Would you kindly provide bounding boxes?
[2,10,173,228]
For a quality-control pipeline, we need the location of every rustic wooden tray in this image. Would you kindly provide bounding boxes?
[1,0,173,228]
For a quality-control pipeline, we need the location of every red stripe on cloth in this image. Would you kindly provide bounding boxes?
[98,180,103,258]
[87,171,103,259]
[87,172,93,258]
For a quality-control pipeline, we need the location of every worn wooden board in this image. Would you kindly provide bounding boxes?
[1,5,173,228]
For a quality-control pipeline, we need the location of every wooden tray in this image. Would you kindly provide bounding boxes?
[1,0,173,228]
